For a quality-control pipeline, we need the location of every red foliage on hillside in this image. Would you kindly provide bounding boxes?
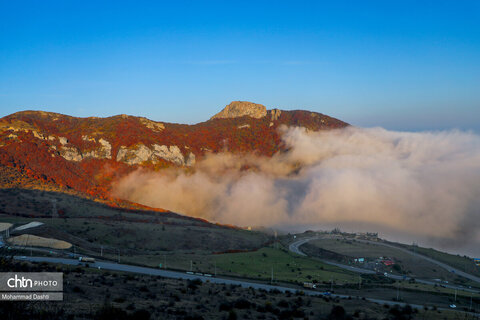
[0,107,348,203]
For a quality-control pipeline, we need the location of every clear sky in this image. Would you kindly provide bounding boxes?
[1,1,479,131]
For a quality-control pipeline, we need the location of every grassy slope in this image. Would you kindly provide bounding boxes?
[400,244,480,277]
[0,188,363,285]
[0,187,271,258]
[305,238,479,287]
[214,245,357,284]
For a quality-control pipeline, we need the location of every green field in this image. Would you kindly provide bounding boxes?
[214,246,357,284]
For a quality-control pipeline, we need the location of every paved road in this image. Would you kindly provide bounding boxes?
[11,256,443,311]
[289,237,480,294]
[357,239,480,284]
[14,255,480,316]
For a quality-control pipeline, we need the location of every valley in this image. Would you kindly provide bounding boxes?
[1,104,479,319]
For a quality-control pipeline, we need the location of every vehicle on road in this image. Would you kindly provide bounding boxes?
[449,304,456,308]
[303,282,316,289]
[78,257,95,263]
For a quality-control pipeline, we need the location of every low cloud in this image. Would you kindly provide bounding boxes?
[112,127,480,255]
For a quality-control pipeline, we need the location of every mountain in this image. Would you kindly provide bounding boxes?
[0,101,348,201]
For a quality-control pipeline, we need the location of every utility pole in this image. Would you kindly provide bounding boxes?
[164,255,166,269]
[51,199,57,219]
[274,231,278,249]
[190,260,193,272]
[117,249,120,263]
[271,266,274,283]
[396,281,400,301]
[330,279,333,292]
[214,261,217,277]
[454,289,457,302]
[100,246,103,257]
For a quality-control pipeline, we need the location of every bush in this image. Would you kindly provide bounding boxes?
[277,300,289,308]
[113,297,126,303]
[228,310,237,320]
[188,278,202,291]
[328,305,346,320]
[233,298,251,309]
[219,301,232,311]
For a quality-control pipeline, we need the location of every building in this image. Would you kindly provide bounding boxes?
[381,259,395,266]
[474,258,480,267]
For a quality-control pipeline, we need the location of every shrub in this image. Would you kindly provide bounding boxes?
[328,305,346,320]
[233,298,251,309]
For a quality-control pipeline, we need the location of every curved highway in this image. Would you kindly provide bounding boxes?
[14,255,478,315]
[357,239,480,284]
[289,237,480,294]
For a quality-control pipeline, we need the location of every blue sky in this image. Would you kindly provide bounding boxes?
[1,1,479,131]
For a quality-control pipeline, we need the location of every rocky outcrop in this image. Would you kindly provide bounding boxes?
[211,101,267,120]
[59,146,83,162]
[186,152,196,166]
[116,144,152,165]
[57,137,112,161]
[271,108,282,121]
[82,135,95,142]
[152,145,185,166]
[59,137,68,145]
[116,144,194,166]
[82,138,112,160]
[139,117,165,132]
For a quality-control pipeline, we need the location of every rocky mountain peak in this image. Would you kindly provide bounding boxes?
[211,101,267,120]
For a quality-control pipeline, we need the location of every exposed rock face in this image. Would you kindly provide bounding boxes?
[59,137,68,145]
[211,101,267,120]
[186,152,196,166]
[117,144,152,165]
[116,144,194,166]
[98,139,112,158]
[152,145,185,166]
[271,108,282,121]
[82,135,95,142]
[60,146,83,162]
[82,138,112,160]
[59,138,112,162]
[139,117,165,132]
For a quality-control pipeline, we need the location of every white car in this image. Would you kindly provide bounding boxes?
[449,304,456,308]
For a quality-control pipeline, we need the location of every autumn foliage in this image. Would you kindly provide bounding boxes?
[0,109,348,204]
